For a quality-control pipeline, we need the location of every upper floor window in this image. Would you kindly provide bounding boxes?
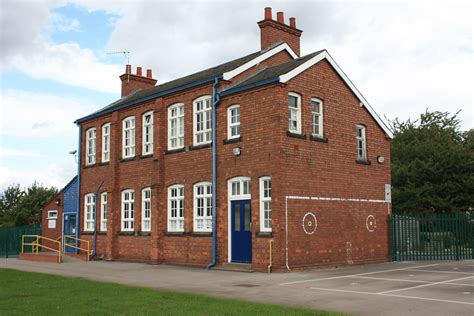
[311,98,323,138]
[100,192,107,232]
[142,187,151,232]
[227,105,240,139]
[84,193,95,232]
[168,185,184,232]
[259,177,272,232]
[121,189,134,231]
[194,182,212,232]
[47,210,58,219]
[356,125,367,161]
[288,93,301,134]
[168,103,184,150]
[86,128,96,165]
[142,111,153,155]
[228,177,251,199]
[193,95,212,145]
[102,123,110,163]
[122,117,135,159]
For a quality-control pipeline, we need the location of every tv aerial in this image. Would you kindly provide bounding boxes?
[107,50,130,64]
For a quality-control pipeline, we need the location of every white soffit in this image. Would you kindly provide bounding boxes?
[279,50,394,139]
[222,43,298,81]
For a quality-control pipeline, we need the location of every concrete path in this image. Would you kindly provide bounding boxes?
[1,258,473,316]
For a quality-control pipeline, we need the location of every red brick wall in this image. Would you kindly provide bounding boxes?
[41,193,63,243]
[77,57,390,271]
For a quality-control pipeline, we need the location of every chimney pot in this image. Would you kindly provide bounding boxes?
[125,64,131,74]
[289,17,296,28]
[264,7,272,20]
[276,11,284,24]
[146,69,152,78]
[136,67,142,76]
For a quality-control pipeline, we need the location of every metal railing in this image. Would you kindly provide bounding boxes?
[63,235,92,261]
[389,212,474,261]
[21,235,62,263]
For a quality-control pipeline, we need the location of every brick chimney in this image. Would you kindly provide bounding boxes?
[258,7,303,56]
[120,65,157,98]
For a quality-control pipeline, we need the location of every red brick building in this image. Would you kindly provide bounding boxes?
[71,8,392,271]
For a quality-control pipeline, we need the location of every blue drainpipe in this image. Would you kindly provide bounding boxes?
[76,124,82,253]
[207,76,221,269]
[93,181,104,258]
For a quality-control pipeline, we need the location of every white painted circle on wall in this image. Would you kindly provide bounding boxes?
[366,215,376,232]
[302,212,318,235]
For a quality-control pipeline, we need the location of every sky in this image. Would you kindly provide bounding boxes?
[0,0,472,191]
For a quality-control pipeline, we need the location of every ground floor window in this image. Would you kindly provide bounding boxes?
[121,190,134,231]
[142,188,151,232]
[259,177,272,232]
[84,193,95,232]
[194,182,212,232]
[100,192,107,232]
[168,185,184,232]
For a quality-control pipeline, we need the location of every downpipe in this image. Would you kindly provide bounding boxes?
[93,181,104,259]
[207,76,221,270]
[76,124,82,254]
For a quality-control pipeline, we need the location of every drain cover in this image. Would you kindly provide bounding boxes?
[233,284,260,287]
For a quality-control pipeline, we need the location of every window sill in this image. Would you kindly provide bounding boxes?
[287,131,306,140]
[256,232,273,238]
[83,164,96,169]
[81,231,94,235]
[164,231,185,236]
[223,137,242,145]
[190,143,212,151]
[120,157,137,163]
[165,147,186,155]
[97,232,106,235]
[119,231,135,236]
[139,154,153,160]
[356,159,371,166]
[98,162,110,167]
[139,231,151,236]
[310,135,328,143]
[190,232,212,237]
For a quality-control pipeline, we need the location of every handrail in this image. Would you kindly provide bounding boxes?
[268,239,273,273]
[63,235,92,261]
[21,235,62,263]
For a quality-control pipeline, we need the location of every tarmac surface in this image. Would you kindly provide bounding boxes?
[1,258,473,315]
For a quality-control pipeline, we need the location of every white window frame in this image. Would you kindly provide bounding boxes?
[121,189,134,232]
[142,187,151,232]
[168,103,185,150]
[102,123,110,163]
[85,128,96,165]
[193,182,212,232]
[227,104,241,140]
[168,184,184,232]
[228,177,251,200]
[356,124,367,161]
[142,111,154,155]
[259,177,272,232]
[100,192,107,232]
[47,210,58,219]
[122,116,135,159]
[84,193,95,232]
[193,95,212,146]
[311,98,323,138]
[288,92,302,134]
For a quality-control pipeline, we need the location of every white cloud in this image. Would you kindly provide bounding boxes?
[0,163,75,191]
[0,147,44,158]
[0,89,98,138]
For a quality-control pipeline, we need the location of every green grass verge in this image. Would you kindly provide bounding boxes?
[0,268,345,315]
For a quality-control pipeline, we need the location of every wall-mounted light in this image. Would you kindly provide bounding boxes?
[232,147,241,156]
[377,155,385,164]
[55,198,61,206]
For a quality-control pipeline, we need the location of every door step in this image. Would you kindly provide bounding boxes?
[215,263,253,272]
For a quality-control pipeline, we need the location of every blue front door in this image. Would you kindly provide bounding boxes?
[63,214,77,253]
[231,200,252,263]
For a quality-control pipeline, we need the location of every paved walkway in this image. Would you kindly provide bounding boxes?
[1,258,473,316]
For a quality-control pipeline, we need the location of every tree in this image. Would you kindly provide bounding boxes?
[391,110,473,213]
[0,182,58,227]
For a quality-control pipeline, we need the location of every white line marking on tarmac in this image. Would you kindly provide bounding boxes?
[352,276,474,287]
[379,275,474,294]
[406,269,474,275]
[279,264,440,286]
[309,287,474,306]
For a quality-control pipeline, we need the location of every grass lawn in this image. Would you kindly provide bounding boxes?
[0,269,345,315]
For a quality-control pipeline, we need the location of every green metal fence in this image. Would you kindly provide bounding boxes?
[389,212,474,261]
[0,225,41,258]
